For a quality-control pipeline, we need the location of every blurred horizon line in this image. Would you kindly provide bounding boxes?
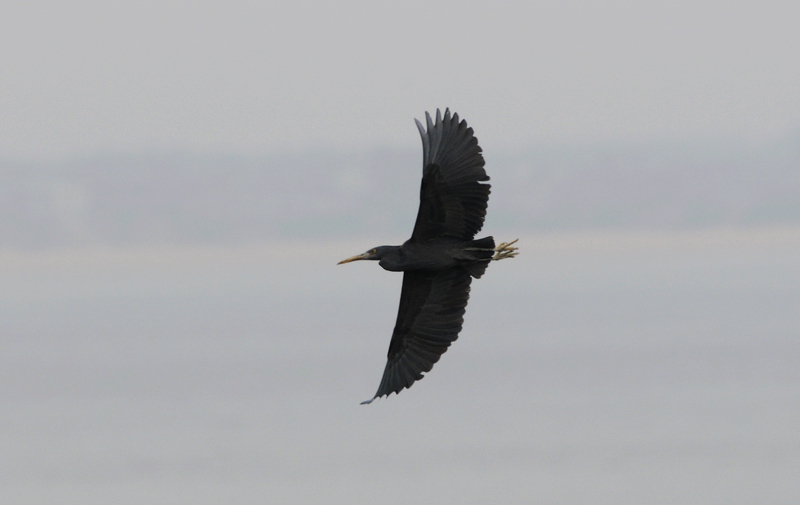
[3,133,799,251]
[3,224,799,267]
[2,122,799,166]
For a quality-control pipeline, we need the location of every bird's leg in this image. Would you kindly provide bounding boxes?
[462,238,519,261]
[492,238,519,261]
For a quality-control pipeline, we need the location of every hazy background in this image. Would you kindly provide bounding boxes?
[2,1,799,503]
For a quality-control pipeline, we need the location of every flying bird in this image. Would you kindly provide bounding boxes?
[338,109,518,404]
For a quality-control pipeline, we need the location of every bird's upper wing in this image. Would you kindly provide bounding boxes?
[362,267,472,404]
[410,109,491,242]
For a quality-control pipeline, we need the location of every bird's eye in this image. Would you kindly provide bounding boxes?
[371,249,377,254]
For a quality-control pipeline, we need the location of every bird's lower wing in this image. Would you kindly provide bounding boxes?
[362,268,472,404]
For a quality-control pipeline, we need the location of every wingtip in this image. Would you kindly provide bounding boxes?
[419,108,462,132]
[360,396,377,405]
[415,118,425,135]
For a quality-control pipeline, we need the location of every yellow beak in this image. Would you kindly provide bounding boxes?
[337,253,370,265]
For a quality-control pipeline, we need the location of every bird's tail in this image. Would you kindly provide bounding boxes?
[461,236,495,278]
[468,236,496,256]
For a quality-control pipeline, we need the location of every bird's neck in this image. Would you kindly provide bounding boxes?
[378,246,404,272]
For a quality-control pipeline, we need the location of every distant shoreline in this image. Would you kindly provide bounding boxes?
[3,224,799,274]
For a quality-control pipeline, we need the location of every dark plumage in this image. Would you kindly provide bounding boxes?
[338,109,517,404]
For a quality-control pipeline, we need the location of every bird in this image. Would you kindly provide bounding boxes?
[338,109,518,404]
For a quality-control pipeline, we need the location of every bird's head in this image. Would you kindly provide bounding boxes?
[337,246,393,265]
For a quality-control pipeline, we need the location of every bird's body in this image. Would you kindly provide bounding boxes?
[370,237,495,272]
[338,109,517,404]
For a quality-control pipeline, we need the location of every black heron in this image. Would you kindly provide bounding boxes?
[338,109,518,404]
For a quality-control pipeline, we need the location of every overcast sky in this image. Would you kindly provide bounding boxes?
[2,0,799,161]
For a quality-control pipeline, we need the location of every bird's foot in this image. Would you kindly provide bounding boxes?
[492,238,519,261]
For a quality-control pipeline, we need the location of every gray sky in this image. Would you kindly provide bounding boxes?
[2,0,799,161]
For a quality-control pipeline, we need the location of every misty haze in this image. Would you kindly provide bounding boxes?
[2,1,800,504]
[3,135,799,249]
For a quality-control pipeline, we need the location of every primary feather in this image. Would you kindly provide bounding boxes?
[411,109,491,242]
